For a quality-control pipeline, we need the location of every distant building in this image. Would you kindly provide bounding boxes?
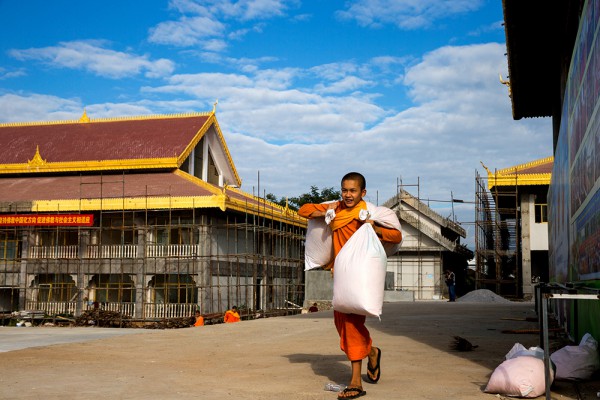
[383,189,473,300]
[475,157,552,299]
[0,110,306,320]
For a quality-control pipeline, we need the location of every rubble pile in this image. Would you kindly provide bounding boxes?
[143,316,195,329]
[457,289,512,303]
[74,309,132,328]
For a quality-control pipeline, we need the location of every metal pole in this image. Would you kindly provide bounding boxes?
[542,292,551,400]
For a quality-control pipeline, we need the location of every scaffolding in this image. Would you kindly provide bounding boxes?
[0,177,306,323]
[475,169,520,297]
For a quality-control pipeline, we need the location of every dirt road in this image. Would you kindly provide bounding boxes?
[0,301,596,399]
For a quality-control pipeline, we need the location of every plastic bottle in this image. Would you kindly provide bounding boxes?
[324,382,347,392]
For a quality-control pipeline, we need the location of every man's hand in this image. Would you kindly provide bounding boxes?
[365,219,383,238]
[308,201,338,218]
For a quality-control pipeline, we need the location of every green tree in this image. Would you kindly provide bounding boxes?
[265,186,340,211]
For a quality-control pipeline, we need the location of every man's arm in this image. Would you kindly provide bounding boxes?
[298,202,338,219]
[366,220,403,243]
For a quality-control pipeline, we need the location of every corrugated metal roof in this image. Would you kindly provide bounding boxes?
[0,172,214,202]
[0,114,210,164]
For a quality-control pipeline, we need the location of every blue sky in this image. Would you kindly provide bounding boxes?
[0,0,553,246]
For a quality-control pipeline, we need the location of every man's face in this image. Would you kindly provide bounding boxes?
[341,179,366,208]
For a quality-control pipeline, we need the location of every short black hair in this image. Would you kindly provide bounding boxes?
[341,172,366,190]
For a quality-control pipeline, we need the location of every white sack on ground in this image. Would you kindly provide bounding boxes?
[332,223,387,317]
[551,333,600,380]
[485,355,553,398]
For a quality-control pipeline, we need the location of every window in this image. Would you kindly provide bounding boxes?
[151,274,197,304]
[36,274,76,302]
[534,203,547,223]
[93,275,134,303]
[0,232,19,259]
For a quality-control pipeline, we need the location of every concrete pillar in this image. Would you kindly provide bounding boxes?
[197,222,211,313]
[521,194,533,299]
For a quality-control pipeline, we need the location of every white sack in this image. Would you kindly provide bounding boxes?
[365,202,403,256]
[551,333,600,380]
[485,355,552,398]
[331,223,387,318]
[304,218,334,270]
[505,342,544,361]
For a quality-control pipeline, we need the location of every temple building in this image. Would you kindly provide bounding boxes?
[0,110,306,321]
[475,157,552,299]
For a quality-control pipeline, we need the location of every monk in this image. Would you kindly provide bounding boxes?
[193,310,204,327]
[224,306,241,323]
[298,172,402,399]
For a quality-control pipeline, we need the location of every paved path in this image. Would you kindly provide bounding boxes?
[0,301,597,399]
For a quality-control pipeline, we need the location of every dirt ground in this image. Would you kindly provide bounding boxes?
[0,301,598,400]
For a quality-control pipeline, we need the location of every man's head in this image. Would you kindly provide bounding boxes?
[341,172,367,208]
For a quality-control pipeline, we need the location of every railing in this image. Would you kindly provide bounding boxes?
[85,244,138,258]
[143,303,196,319]
[25,301,76,316]
[30,245,78,259]
[28,244,202,259]
[86,302,136,317]
[145,244,201,258]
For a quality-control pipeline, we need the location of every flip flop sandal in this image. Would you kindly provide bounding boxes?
[367,347,381,383]
[337,387,366,399]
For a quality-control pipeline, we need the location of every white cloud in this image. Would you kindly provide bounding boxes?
[0,93,83,122]
[149,0,297,49]
[9,41,175,79]
[148,16,226,47]
[336,0,483,29]
[0,67,26,80]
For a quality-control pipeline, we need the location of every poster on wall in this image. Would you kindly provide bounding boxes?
[549,103,570,283]
[563,0,600,282]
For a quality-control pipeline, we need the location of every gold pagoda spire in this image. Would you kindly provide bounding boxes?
[79,108,90,123]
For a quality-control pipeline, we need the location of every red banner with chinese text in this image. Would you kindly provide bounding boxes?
[0,214,94,226]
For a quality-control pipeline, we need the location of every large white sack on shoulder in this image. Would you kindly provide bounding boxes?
[332,223,387,317]
[365,202,403,255]
[304,218,334,270]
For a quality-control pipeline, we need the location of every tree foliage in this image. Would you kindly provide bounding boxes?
[265,186,340,211]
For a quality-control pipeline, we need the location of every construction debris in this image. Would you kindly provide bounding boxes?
[143,317,195,329]
[74,310,132,328]
[451,336,479,351]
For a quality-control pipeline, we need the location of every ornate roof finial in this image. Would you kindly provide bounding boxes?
[28,145,47,166]
[212,99,218,114]
[79,108,90,123]
[480,161,491,175]
[499,73,511,97]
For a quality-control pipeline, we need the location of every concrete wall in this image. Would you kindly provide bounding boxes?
[303,269,414,307]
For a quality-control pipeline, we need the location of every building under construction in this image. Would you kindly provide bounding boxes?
[475,157,552,299]
[0,110,306,322]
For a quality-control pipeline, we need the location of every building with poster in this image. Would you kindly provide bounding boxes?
[502,0,600,340]
[0,110,306,321]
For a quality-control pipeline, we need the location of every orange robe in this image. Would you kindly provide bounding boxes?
[224,310,240,323]
[298,200,402,361]
[194,315,204,326]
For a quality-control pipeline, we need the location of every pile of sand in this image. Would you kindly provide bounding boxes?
[457,289,512,303]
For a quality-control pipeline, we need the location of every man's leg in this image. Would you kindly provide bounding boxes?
[366,345,381,383]
[337,360,364,399]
